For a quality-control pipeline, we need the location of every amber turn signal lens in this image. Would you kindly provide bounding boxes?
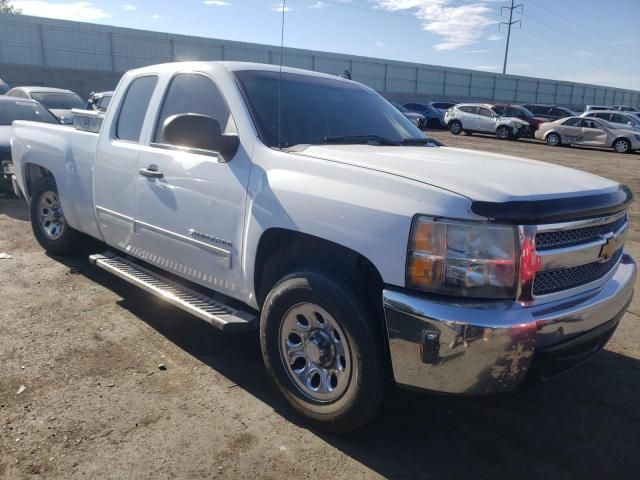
[412,220,435,252]
[408,254,442,288]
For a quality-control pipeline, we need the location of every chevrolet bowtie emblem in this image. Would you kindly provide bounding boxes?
[598,234,616,263]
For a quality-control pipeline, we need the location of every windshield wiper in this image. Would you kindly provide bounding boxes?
[322,135,401,146]
[401,138,442,146]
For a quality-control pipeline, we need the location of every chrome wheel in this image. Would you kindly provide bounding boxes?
[546,133,560,146]
[279,302,352,403]
[38,190,66,240]
[497,126,511,139]
[614,139,630,153]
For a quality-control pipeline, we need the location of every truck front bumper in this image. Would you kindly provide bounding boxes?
[383,252,636,395]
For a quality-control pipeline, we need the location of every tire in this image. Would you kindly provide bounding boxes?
[449,120,463,135]
[546,132,561,147]
[426,118,441,129]
[260,270,385,434]
[613,138,631,154]
[29,176,80,255]
[496,125,512,140]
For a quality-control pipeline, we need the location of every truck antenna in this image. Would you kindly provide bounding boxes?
[278,0,286,150]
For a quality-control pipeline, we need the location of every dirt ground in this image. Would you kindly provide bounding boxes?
[1,132,640,480]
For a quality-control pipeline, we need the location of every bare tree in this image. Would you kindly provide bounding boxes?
[0,0,21,14]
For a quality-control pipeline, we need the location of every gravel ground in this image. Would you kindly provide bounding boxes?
[1,132,639,480]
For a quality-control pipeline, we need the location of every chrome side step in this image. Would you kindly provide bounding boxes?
[89,252,257,332]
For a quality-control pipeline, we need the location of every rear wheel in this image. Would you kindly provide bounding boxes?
[260,270,385,434]
[29,177,80,255]
[613,138,631,154]
[545,132,561,146]
[449,120,462,135]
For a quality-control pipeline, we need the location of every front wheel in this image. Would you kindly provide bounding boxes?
[546,132,561,147]
[449,120,463,135]
[29,176,80,255]
[613,138,631,154]
[496,125,512,140]
[260,270,385,434]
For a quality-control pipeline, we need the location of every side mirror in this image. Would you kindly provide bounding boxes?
[160,113,240,161]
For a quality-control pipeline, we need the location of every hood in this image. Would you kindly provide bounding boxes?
[500,116,529,126]
[0,126,11,153]
[404,112,425,120]
[49,109,73,124]
[294,144,619,204]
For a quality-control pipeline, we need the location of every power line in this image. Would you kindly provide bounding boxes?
[500,0,523,74]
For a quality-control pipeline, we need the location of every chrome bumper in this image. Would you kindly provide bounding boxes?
[383,252,636,395]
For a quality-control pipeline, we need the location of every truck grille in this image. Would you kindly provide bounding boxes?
[535,214,626,250]
[533,248,623,296]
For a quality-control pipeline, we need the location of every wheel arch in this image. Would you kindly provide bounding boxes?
[612,136,631,152]
[23,163,56,201]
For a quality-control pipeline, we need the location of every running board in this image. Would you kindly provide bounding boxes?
[89,252,257,332]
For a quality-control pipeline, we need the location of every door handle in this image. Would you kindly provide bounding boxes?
[138,165,163,179]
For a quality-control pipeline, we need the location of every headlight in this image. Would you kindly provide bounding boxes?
[407,216,518,299]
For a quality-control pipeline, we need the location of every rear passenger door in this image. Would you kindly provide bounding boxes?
[131,71,252,297]
[476,107,497,133]
[94,74,159,251]
[579,119,608,145]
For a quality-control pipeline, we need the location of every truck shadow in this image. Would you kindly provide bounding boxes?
[56,254,640,480]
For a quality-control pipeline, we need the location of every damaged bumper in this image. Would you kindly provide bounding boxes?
[382,252,636,395]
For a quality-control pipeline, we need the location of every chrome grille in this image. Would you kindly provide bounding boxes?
[533,249,623,296]
[535,214,626,250]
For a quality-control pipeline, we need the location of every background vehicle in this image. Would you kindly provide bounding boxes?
[392,102,425,128]
[583,105,613,113]
[522,104,576,120]
[444,103,529,139]
[612,105,639,112]
[404,102,451,129]
[581,110,640,130]
[0,96,59,193]
[11,61,636,433]
[6,87,84,125]
[491,104,547,137]
[86,91,114,112]
[535,116,640,153]
[0,79,9,95]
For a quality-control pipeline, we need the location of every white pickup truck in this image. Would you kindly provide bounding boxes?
[11,62,636,433]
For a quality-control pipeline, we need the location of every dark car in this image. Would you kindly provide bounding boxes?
[522,104,577,121]
[6,86,84,125]
[0,96,59,194]
[0,79,10,95]
[86,91,114,112]
[492,104,548,136]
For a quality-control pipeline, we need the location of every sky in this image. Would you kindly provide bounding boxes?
[8,0,640,91]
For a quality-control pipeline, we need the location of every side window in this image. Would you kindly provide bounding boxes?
[581,119,601,129]
[477,107,493,117]
[459,106,477,114]
[610,114,629,124]
[154,73,234,144]
[550,108,566,118]
[116,75,158,142]
[593,112,610,121]
[562,117,581,127]
[98,96,112,111]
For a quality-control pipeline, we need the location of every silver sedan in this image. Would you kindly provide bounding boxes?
[535,116,640,153]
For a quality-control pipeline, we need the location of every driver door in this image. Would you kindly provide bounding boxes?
[131,72,252,297]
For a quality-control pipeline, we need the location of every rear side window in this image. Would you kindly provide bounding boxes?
[459,106,477,114]
[154,73,234,143]
[116,75,158,142]
[610,113,630,124]
[593,113,611,121]
[562,117,581,126]
[477,107,493,117]
[550,107,568,118]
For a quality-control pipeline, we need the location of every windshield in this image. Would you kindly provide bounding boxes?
[30,92,84,110]
[234,70,425,148]
[393,103,409,113]
[0,100,59,125]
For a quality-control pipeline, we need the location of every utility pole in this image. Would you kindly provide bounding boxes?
[500,0,523,75]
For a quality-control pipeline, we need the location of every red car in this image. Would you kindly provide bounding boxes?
[491,104,548,137]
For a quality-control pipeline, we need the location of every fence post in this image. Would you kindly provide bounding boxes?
[37,23,47,67]
[108,31,115,71]
[468,72,472,98]
[311,54,315,71]
[415,67,419,94]
[170,39,175,62]
[491,75,497,100]
[221,44,225,60]
[535,80,540,103]
[443,70,447,96]
[515,78,519,102]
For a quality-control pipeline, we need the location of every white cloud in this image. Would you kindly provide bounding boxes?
[465,48,488,53]
[375,40,387,48]
[271,3,292,12]
[122,4,136,11]
[309,1,327,8]
[487,34,503,41]
[12,1,109,21]
[204,0,231,6]
[373,0,496,50]
[146,13,160,19]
